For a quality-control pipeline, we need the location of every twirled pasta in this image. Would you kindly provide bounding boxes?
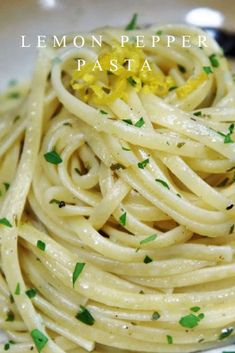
[0,23,235,353]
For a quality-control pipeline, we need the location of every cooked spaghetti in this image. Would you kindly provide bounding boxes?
[0,20,235,353]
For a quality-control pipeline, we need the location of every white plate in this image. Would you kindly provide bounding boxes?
[0,1,235,352]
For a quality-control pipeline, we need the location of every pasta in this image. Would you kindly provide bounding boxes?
[0,19,235,353]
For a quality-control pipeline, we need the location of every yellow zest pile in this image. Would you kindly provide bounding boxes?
[71,45,209,105]
[71,45,176,105]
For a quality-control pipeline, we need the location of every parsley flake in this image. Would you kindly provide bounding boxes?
[125,13,138,31]
[167,335,173,344]
[76,305,95,325]
[37,240,46,251]
[152,311,160,320]
[127,76,137,87]
[0,218,12,228]
[209,54,220,68]
[31,329,48,353]
[203,66,213,74]
[72,262,85,287]
[138,158,149,169]
[144,255,153,264]
[44,151,62,165]
[219,327,234,340]
[140,234,157,245]
[15,283,20,295]
[155,179,170,189]
[135,117,145,128]
[119,212,127,226]
[25,288,37,299]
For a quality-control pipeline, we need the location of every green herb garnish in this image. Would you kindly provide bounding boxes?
[125,13,138,31]
[155,179,170,189]
[8,92,20,99]
[140,234,157,245]
[135,117,145,128]
[72,262,85,287]
[76,305,95,326]
[190,306,201,313]
[177,142,185,148]
[100,109,108,115]
[6,310,15,322]
[217,124,234,144]
[0,218,12,228]
[229,224,234,234]
[119,212,127,226]
[193,111,202,116]
[44,151,62,165]
[31,329,48,353]
[25,288,37,299]
[179,312,204,328]
[203,66,213,74]
[138,158,149,169]
[144,255,153,264]
[127,76,137,87]
[167,335,173,344]
[152,311,160,320]
[219,327,234,340]
[122,119,133,125]
[3,182,10,191]
[15,283,20,295]
[209,54,220,68]
[37,240,46,251]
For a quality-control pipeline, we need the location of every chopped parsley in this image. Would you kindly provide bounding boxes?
[25,288,37,299]
[119,212,127,226]
[193,111,202,116]
[135,117,145,128]
[125,13,138,31]
[169,86,177,91]
[76,305,95,326]
[229,224,234,234]
[209,54,220,68]
[127,76,137,87]
[167,335,173,344]
[122,146,131,151]
[74,167,81,175]
[6,310,15,322]
[3,182,10,191]
[0,218,12,228]
[155,179,170,189]
[122,118,133,125]
[72,262,85,287]
[218,124,234,144]
[37,240,46,251]
[152,311,160,320]
[15,282,20,295]
[49,199,66,208]
[219,327,234,340]
[8,92,20,99]
[190,306,201,313]
[179,312,204,328]
[30,329,48,353]
[203,66,213,74]
[63,122,72,127]
[138,158,149,169]
[177,142,185,148]
[140,234,157,245]
[44,151,62,165]
[178,65,186,73]
[100,109,108,115]
[144,255,153,264]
